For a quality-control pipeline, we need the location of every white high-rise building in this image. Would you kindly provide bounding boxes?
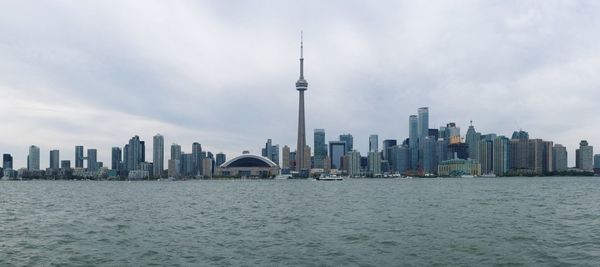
[28,145,40,171]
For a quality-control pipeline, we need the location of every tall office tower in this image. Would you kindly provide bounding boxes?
[528,139,544,175]
[303,145,311,170]
[28,145,40,171]
[216,153,226,167]
[192,142,202,176]
[436,139,449,163]
[348,150,361,177]
[295,33,308,172]
[576,140,593,171]
[49,150,60,170]
[87,149,98,171]
[111,147,122,170]
[170,144,182,161]
[125,135,144,171]
[446,122,461,144]
[152,134,164,177]
[511,130,529,140]
[60,160,71,170]
[339,134,354,153]
[594,154,600,170]
[329,141,347,170]
[282,145,290,171]
[369,134,379,153]
[75,145,84,168]
[181,153,194,176]
[389,145,410,174]
[202,158,213,178]
[438,126,448,140]
[367,151,382,176]
[3,154,13,170]
[542,141,554,174]
[478,140,493,174]
[419,137,436,174]
[262,139,280,165]
[409,115,418,170]
[314,129,327,168]
[168,159,180,178]
[289,151,297,170]
[493,136,509,176]
[140,141,146,162]
[382,139,397,160]
[465,121,481,161]
[417,107,429,140]
[552,144,568,172]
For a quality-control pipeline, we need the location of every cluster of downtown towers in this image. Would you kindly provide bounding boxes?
[1,38,598,178]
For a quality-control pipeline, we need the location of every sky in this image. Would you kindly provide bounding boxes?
[1,0,599,168]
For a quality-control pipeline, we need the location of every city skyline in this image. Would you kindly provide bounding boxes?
[1,1,600,167]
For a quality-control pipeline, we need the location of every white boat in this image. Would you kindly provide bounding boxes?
[316,174,344,181]
[480,173,497,178]
[460,174,475,178]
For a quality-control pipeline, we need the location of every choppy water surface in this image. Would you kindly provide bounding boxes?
[2,177,600,266]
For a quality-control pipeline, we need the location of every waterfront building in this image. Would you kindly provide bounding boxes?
[216,153,226,167]
[303,145,311,170]
[124,136,144,171]
[168,159,180,178]
[153,134,164,177]
[347,150,361,177]
[3,154,13,170]
[382,139,397,160]
[202,158,214,178]
[368,151,381,177]
[409,115,418,170]
[49,149,60,170]
[493,136,509,176]
[282,145,290,172]
[87,149,98,171]
[465,121,481,161]
[323,155,331,174]
[295,34,308,172]
[369,134,379,153]
[75,145,84,168]
[512,130,530,140]
[339,134,354,153]
[60,160,71,170]
[438,158,481,177]
[191,142,202,176]
[28,145,40,171]
[170,143,182,162]
[390,145,410,174]
[553,144,568,172]
[436,139,449,164]
[314,129,327,168]
[576,140,593,171]
[527,139,544,175]
[217,154,279,178]
[419,136,436,174]
[181,153,194,176]
[111,147,122,171]
[478,140,493,174]
[329,141,346,170]
[417,107,429,140]
[448,142,469,160]
[542,141,554,174]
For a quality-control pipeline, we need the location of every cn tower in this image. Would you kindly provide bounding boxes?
[295,32,308,172]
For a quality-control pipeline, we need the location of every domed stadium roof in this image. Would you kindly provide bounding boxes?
[220,155,278,168]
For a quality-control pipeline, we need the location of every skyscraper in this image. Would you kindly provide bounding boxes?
[153,134,164,177]
[216,153,226,167]
[594,154,600,170]
[295,33,308,172]
[553,144,568,172]
[111,147,122,170]
[382,139,397,160]
[493,136,509,176]
[329,141,346,170]
[417,107,429,140]
[87,149,98,171]
[368,151,381,176]
[314,129,327,168]
[576,140,593,171]
[192,142,202,176]
[49,149,60,170]
[282,145,290,172]
[171,144,182,161]
[339,134,354,153]
[3,154,13,170]
[369,134,379,153]
[409,115,418,170]
[125,135,144,171]
[262,139,279,165]
[75,145,84,168]
[347,150,361,177]
[28,145,40,171]
[465,121,481,161]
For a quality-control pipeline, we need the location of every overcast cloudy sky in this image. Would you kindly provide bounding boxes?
[1,0,599,168]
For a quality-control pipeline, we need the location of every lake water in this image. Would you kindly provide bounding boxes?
[1,177,600,266]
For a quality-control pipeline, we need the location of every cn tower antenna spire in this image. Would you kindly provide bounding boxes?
[301,31,303,58]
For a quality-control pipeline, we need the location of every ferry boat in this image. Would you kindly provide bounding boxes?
[316,174,344,181]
